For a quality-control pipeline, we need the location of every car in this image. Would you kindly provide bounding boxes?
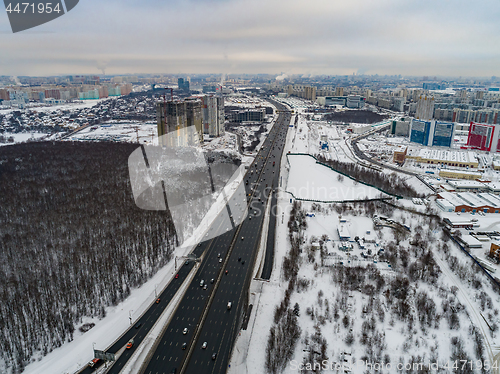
[227,301,232,310]
[134,322,142,329]
[200,280,204,287]
[185,260,189,266]
[171,369,177,374]
[212,353,217,360]
[203,284,207,290]
[202,342,207,349]
[238,257,241,261]
[175,274,179,279]
[181,343,187,350]
[241,236,244,240]
[218,253,221,257]
[225,270,228,275]
[183,328,188,334]
[242,261,245,265]
[156,298,160,304]
[126,339,134,349]
[210,278,214,283]
[219,258,222,263]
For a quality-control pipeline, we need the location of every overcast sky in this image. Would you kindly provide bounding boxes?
[0,0,498,77]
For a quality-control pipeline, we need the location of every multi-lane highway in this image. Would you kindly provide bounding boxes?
[142,100,291,374]
[81,99,292,374]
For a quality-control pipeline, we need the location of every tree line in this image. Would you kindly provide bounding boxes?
[315,154,423,198]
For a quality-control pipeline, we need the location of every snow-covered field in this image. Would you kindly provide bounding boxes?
[286,154,387,202]
[0,132,49,146]
[237,199,500,373]
[66,121,157,144]
[230,109,500,374]
[0,99,107,115]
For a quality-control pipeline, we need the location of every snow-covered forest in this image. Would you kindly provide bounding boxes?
[0,142,177,373]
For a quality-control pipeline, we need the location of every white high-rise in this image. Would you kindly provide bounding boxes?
[415,95,435,120]
[202,95,225,137]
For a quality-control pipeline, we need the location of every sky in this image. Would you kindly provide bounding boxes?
[0,0,499,77]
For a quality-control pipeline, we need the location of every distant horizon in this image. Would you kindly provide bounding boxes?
[1,0,499,77]
[1,73,499,81]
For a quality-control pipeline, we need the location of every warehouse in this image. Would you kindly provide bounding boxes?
[408,148,479,168]
[437,191,500,213]
[439,169,482,180]
[446,180,488,192]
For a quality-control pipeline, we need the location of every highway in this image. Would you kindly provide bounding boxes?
[81,100,292,374]
[80,241,206,374]
[142,100,291,374]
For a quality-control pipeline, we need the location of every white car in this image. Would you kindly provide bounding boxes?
[183,328,188,335]
[202,342,207,349]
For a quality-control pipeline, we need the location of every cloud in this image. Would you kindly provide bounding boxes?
[0,0,498,76]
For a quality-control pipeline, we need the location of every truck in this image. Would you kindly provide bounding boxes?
[88,358,101,368]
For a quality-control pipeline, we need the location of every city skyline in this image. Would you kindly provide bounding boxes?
[0,0,498,77]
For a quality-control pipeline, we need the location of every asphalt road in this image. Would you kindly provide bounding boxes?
[81,100,291,374]
[182,103,290,374]
[142,102,292,374]
[81,241,208,374]
[349,124,417,176]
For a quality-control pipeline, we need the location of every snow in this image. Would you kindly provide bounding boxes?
[236,197,500,373]
[0,132,49,146]
[0,99,109,115]
[230,111,500,373]
[22,163,248,374]
[286,154,387,202]
[66,121,158,144]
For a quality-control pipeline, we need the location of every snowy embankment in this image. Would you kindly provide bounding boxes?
[286,154,387,202]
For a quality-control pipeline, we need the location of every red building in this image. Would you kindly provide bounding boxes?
[466,122,496,151]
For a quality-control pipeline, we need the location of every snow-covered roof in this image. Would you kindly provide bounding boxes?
[417,148,477,163]
[457,192,490,208]
[438,191,500,209]
[338,224,350,239]
[438,191,467,206]
[487,182,500,192]
[460,234,483,248]
[477,193,500,208]
[447,180,485,188]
